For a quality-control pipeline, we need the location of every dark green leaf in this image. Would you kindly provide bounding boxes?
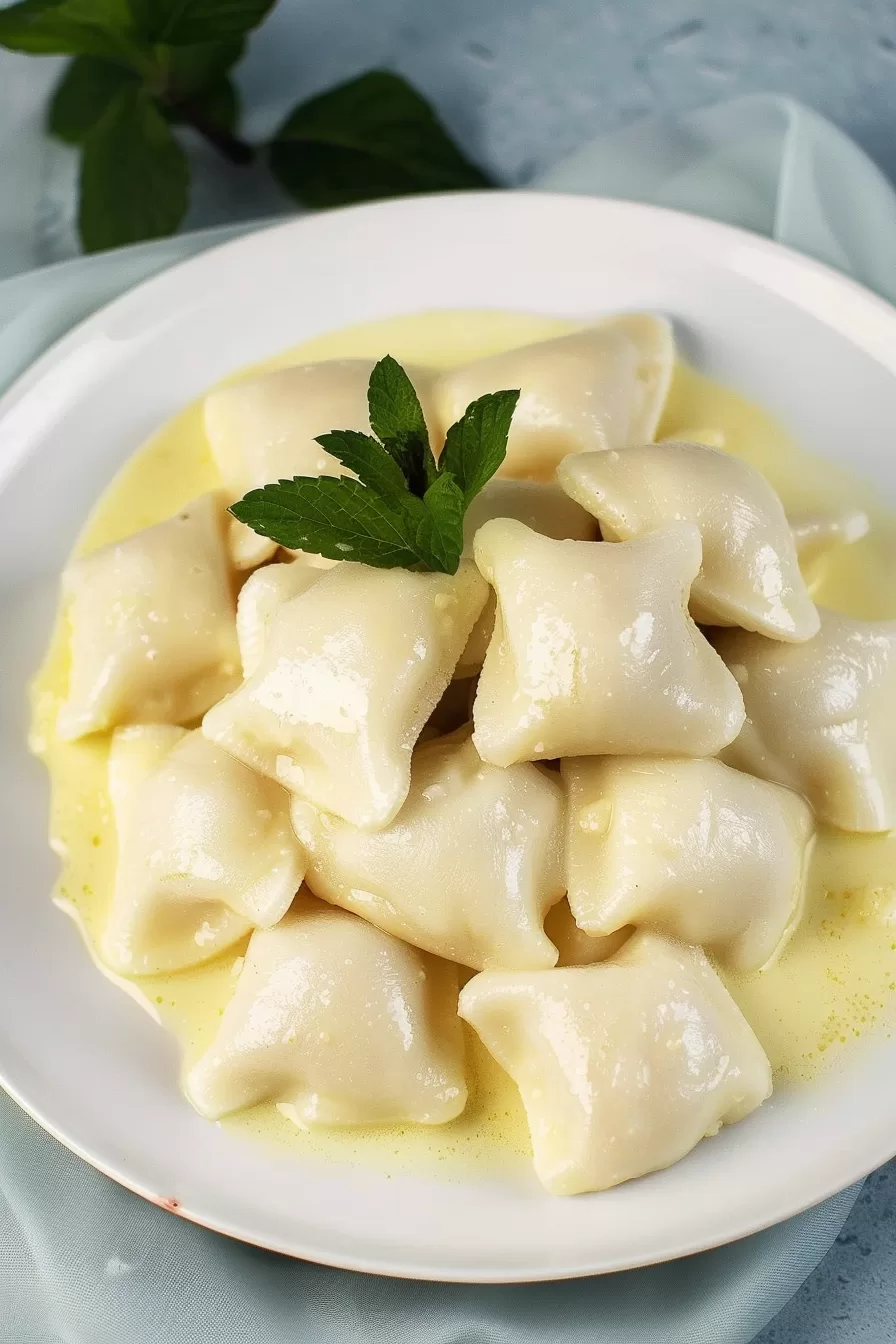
[367,355,429,445]
[167,73,240,132]
[0,0,146,65]
[78,85,189,251]
[313,430,411,500]
[418,472,465,575]
[439,389,520,506]
[230,477,433,569]
[130,0,276,45]
[269,70,494,210]
[163,36,244,98]
[47,54,137,143]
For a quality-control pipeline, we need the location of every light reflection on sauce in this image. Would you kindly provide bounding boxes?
[29,309,896,1177]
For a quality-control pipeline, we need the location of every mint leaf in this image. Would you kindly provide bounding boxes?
[48,55,137,143]
[130,0,276,45]
[231,477,431,570]
[79,85,189,251]
[0,0,146,65]
[269,70,493,209]
[367,355,436,497]
[419,472,465,574]
[167,73,240,134]
[163,37,245,97]
[440,389,520,506]
[313,430,411,500]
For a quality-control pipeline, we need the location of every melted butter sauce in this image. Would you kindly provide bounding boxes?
[29,309,896,1178]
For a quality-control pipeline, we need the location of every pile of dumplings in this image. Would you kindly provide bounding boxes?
[54,315,896,1198]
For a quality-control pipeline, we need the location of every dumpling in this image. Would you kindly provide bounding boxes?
[186,895,466,1126]
[433,316,674,480]
[205,359,436,567]
[457,479,598,677]
[103,725,305,974]
[717,611,896,832]
[790,507,870,595]
[458,930,771,1195]
[558,442,819,641]
[290,732,565,971]
[543,899,630,967]
[235,560,324,677]
[471,519,744,766]
[562,756,814,970]
[57,495,240,741]
[203,561,488,829]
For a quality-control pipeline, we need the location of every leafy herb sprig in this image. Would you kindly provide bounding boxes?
[0,0,494,253]
[230,357,519,574]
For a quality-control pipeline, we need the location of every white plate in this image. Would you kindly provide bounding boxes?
[2,193,896,1283]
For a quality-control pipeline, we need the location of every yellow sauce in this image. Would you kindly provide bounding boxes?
[29,309,896,1178]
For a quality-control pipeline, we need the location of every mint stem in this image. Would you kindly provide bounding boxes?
[178,101,256,165]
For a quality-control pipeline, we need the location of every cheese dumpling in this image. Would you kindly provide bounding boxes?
[471,519,744,766]
[559,442,819,641]
[103,725,304,975]
[205,359,436,567]
[717,611,896,832]
[203,561,488,829]
[57,495,239,740]
[235,560,324,678]
[433,316,674,480]
[291,733,565,971]
[459,931,771,1195]
[186,896,466,1127]
[562,756,814,970]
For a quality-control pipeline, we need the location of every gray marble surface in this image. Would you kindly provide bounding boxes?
[1,1,895,1339]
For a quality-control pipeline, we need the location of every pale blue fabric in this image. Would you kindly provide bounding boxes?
[1,93,895,1341]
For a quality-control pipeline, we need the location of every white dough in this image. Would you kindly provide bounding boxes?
[236,560,324,678]
[562,756,814,970]
[717,610,896,832]
[103,726,305,974]
[543,899,630,967]
[186,895,466,1126]
[471,519,745,766]
[559,442,819,641]
[57,495,240,741]
[433,316,674,480]
[291,732,565,971]
[459,931,771,1195]
[203,561,488,829]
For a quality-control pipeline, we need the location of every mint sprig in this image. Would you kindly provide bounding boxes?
[230,359,519,575]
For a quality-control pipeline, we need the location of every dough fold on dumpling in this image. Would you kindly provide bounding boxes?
[471,519,744,766]
[186,895,466,1126]
[433,316,674,480]
[458,930,771,1195]
[457,479,599,677]
[236,560,324,678]
[205,359,436,568]
[57,495,240,741]
[559,442,819,641]
[203,561,488,829]
[789,507,870,595]
[543,899,631,967]
[562,756,814,970]
[717,611,896,832]
[291,733,565,971]
[103,726,304,974]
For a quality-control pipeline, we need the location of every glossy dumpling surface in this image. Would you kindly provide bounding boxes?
[717,610,896,831]
[562,756,814,970]
[291,733,565,970]
[433,316,674,480]
[236,560,324,677]
[471,519,744,766]
[459,931,771,1195]
[104,726,304,974]
[205,359,435,567]
[186,895,466,1126]
[790,507,870,595]
[203,561,488,828]
[57,495,239,740]
[559,442,819,641]
[543,899,631,967]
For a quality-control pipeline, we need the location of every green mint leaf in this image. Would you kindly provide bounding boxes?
[439,389,520,506]
[78,85,189,251]
[130,0,276,45]
[230,477,433,570]
[0,0,146,65]
[418,472,465,575]
[163,37,245,98]
[167,73,240,133]
[366,355,436,498]
[269,69,494,210]
[313,430,411,500]
[47,55,137,143]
